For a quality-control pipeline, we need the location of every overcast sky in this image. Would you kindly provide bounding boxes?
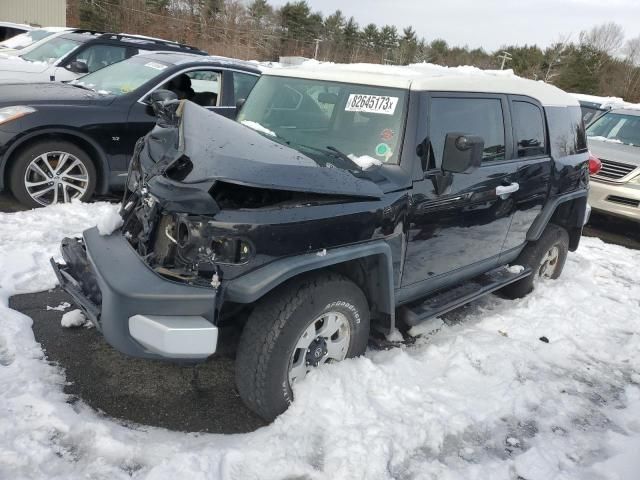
[269,0,640,51]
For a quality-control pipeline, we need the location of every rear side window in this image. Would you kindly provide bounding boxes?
[233,72,259,101]
[430,97,506,164]
[512,101,546,157]
[546,106,588,157]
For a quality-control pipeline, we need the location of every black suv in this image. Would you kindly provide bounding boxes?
[0,52,260,207]
[53,69,590,421]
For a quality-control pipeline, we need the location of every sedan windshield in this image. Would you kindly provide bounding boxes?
[21,36,80,63]
[72,56,170,95]
[237,76,408,166]
[0,29,55,50]
[586,112,640,146]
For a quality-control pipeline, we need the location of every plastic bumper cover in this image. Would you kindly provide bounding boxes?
[52,227,218,360]
[589,179,640,221]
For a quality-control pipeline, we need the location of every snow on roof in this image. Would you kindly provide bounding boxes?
[570,92,640,111]
[264,60,578,107]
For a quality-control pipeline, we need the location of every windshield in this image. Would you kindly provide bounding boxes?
[237,76,408,166]
[21,36,80,63]
[586,112,640,146]
[0,29,54,50]
[73,57,170,95]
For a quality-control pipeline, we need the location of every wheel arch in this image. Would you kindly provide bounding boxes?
[224,242,397,334]
[1,128,110,194]
[526,189,588,252]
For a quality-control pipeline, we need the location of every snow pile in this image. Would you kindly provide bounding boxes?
[570,92,640,111]
[60,309,89,328]
[347,153,382,170]
[1,202,640,479]
[263,58,516,80]
[96,207,123,235]
[46,302,71,312]
[240,120,276,137]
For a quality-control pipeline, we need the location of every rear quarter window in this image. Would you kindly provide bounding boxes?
[545,106,587,157]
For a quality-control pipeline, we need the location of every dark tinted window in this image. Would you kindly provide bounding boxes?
[430,97,505,164]
[233,72,259,101]
[546,106,588,157]
[512,101,546,157]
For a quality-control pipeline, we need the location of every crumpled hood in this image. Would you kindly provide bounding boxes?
[588,137,640,168]
[143,101,384,200]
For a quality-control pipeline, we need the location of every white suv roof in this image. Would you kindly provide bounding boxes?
[265,64,578,108]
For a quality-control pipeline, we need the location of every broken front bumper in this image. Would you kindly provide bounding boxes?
[51,227,219,361]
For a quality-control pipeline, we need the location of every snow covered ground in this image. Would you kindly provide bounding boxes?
[1,202,639,480]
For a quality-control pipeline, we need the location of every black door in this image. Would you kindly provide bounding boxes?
[500,97,552,252]
[401,94,520,296]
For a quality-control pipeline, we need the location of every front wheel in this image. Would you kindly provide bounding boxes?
[9,140,96,208]
[235,273,370,421]
[501,224,569,299]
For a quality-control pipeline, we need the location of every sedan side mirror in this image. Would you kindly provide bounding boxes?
[441,132,484,174]
[67,60,89,74]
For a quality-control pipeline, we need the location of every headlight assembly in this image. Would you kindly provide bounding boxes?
[0,106,36,125]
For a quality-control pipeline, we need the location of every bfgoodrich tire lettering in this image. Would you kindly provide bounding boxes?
[235,272,370,421]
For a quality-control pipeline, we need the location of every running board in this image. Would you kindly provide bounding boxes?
[399,266,532,327]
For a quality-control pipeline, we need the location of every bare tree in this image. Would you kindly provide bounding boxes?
[579,22,625,55]
[622,36,640,99]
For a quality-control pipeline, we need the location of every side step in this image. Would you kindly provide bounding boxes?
[400,266,532,327]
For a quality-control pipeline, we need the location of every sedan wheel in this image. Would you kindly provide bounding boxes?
[24,151,90,206]
[9,140,97,208]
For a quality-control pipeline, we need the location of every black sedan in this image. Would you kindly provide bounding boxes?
[0,52,261,207]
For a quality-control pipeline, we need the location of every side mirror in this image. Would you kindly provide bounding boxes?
[441,132,484,174]
[67,60,89,74]
[149,89,180,127]
[236,98,246,110]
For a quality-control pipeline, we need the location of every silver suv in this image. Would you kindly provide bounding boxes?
[587,108,640,221]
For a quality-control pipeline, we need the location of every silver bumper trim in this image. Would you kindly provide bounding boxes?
[129,315,218,359]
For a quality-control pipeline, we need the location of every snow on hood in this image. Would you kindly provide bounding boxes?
[0,55,50,74]
[1,202,640,479]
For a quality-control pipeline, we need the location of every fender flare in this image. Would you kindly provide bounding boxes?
[224,241,396,329]
[526,189,589,241]
[0,127,110,193]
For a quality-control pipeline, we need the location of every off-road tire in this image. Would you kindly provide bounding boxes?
[9,140,97,208]
[501,224,569,299]
[235,272,370,421]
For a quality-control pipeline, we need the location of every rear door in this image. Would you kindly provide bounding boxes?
[401,93,520,293]
[500,96,552,252]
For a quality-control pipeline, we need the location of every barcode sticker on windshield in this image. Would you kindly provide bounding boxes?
[345,94,398,115]
[144,62,167,71]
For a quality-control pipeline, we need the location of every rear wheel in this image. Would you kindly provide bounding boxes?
[235,273,370,421]
[9,140,96,208]
[501,224,569,299]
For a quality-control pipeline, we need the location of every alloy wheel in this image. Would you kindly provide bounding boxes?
[288,311,351,385]
[24,151,89,206]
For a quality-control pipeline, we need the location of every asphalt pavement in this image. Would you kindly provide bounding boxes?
[2,191,639,433]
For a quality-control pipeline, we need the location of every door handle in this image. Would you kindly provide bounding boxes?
[496,182,519,199]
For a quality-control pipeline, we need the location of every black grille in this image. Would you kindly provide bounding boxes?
[606,195,640,207]
[594,159,637,180]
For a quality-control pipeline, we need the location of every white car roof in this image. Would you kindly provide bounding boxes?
[264,64,578,108]
[0,22,33,30]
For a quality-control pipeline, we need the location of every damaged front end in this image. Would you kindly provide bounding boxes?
[119,95,384,289]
